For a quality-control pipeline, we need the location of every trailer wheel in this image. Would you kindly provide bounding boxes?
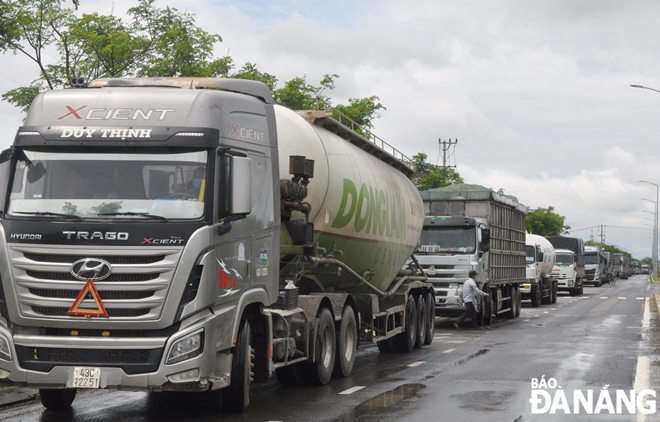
[39,388,77,410]
[551,281,558,304]
[415,295,427,349]
[305,307,335,385]
[423,292,435,346]
[395,294,417,353]
[334,306,357,378]
[478,292,492,326]
[222,318,253,412]
[514,286,522,317]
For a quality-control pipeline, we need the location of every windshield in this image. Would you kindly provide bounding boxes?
[7,150,208,220]
[584,253,599,265]
[417,226,476,254]
[526,245,536,264]
[555,252,574,265]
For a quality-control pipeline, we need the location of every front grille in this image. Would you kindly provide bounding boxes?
[26,270,159,282]
[32,307,150,317]
[30,289,154,300]
[24,253,165,265]
[16,345,163,375]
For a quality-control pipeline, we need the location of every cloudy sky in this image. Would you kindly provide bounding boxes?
[1,0,660,259]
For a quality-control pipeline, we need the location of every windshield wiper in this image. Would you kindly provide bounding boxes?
[13,211,84,221]
[98,211,168,222]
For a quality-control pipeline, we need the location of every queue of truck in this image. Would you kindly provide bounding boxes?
[0,77,635,413]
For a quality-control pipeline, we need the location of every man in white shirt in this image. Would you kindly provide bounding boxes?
[454,270,490,330]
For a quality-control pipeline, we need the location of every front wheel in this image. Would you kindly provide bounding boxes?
[39,388,77,411]
[221,318,253,412]
[531,285,541,307]
[551,281,558,304]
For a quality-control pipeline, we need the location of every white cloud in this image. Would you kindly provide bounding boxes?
[1,0,660,258]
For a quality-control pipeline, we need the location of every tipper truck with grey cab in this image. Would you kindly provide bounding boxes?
[523,233,557,306]
[545,236,585,296]
[415,184,527,325]
[0,78,434,411]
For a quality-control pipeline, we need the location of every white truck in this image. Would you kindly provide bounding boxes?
[545,236,585,296]
[415,184,527,325]
[523,233,557,306]
[0,77,435,411]
[584,245,604,287]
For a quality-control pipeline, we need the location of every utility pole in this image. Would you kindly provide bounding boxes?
[438,138,458,168]
[598,225,606,245]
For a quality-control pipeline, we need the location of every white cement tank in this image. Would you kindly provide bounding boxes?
[526,233,555,277]
[275,106,424,294]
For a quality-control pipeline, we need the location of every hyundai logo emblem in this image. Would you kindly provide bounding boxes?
[70,258,112,281]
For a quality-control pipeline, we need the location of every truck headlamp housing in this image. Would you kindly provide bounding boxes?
[0,334,12,361]
[166,330,204,365]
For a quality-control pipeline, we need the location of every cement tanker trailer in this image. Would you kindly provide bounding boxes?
[522,233,557,306]
[0,77,433,412]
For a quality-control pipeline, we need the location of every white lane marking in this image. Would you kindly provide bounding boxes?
[637,297,646,300]
[635,298,651,422]
[600,297,608,299]
[407,361,425,367]
[339,386,366,395]
[618,297,626,300]
[442,348,456,354]
[444,340,466,344]
[523,319,530,321]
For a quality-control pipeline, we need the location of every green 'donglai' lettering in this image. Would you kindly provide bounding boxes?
[331,178,405,239]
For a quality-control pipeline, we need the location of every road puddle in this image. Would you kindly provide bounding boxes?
[352,383,425,417]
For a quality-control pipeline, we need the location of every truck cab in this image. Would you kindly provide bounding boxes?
[413,216,488,316]
[550,249,583,296]
[584,246,603,287]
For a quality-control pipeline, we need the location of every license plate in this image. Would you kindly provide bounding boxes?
[69,367,101,389]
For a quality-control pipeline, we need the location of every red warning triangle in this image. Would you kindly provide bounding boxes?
[67,278,109,317]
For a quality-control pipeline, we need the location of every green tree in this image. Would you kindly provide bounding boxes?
[526,206,570,236]
[0,0,229,112]
[411,152,463,191]
[274,73,338,110]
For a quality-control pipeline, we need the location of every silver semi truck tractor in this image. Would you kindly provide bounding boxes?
[0,78,435,411]
[415,184,527,325]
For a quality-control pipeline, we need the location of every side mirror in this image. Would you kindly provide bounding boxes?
[229,156,252,215]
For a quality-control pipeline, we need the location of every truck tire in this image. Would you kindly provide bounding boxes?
[551,281,557,304]
[334,306,357,378]
[531,285,541,307]
[305,307,336,385]
[542,279,552,305]
[515,286,522,317]
[222,318,253,412]
[415,295,427,349]
[39,388,77,410]
[423,292,435,346]
[477,292,492,326]
[578,282,584,295]
[395,294,417,353]
[506,287,516,319]
[569,278,578,296]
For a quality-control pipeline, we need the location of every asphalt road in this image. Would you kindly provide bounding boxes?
[1,275,659,422]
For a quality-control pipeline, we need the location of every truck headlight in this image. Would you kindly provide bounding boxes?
[166,330,204,365]
[0,334,11,361]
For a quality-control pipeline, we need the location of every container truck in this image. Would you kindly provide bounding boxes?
[0,77,435,411]
[523,233,556,306]
[414,184,527,325]
[584,245,604,287]
[545,236,585,296]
